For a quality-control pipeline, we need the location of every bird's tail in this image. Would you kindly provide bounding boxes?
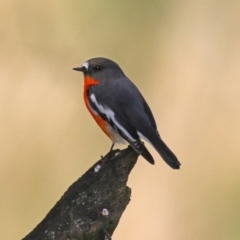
[152,136,180,169]
[128,135,180,168]
[129,140,155,165]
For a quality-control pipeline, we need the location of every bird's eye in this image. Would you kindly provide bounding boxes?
[94,66,102,71]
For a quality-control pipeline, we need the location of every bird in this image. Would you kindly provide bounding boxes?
[73,57,180,169]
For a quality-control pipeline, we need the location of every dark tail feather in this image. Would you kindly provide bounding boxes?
[139,144,155,164]
[129,140,155,164]
[153,137,180,169]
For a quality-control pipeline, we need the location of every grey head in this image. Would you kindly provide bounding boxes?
[73,57,126,82]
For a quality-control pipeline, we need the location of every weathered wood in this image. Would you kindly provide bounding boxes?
[23,146,139,240]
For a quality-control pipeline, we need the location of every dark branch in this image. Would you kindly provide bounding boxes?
[23,146,139,240]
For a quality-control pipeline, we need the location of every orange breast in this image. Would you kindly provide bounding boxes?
[83,76,114,141]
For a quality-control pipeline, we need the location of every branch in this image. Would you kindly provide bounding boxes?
[23,146,139,240]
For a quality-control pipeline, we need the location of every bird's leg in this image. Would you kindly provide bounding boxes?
[98,143,120,173]
[109,143,115,153]
[100,143,115,161]
[101,143,119,162]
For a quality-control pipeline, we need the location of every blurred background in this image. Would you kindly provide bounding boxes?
[1,1,240,239]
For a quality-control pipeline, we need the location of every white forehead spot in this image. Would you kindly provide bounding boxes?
[83,61,89,70]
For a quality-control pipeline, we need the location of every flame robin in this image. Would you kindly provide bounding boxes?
[73,57,180,169]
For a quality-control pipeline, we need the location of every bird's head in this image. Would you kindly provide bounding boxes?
[73,57,125,82]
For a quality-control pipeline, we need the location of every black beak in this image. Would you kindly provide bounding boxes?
[73,66,87,73]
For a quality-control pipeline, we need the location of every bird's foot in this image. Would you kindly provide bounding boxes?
[100,149,120,173]
[100,149,120,162]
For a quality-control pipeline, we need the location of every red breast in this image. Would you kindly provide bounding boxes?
[83,76,115,141]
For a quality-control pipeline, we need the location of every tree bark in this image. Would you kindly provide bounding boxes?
[23,146,139,240]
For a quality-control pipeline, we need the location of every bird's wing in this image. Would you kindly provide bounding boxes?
[87,78,180,169]
[88,78,157,137]
[87,79,155,164]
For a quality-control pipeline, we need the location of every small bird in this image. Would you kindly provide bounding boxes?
[73,58,180,169]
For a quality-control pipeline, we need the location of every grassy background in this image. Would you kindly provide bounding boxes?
[1,1,240,239]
